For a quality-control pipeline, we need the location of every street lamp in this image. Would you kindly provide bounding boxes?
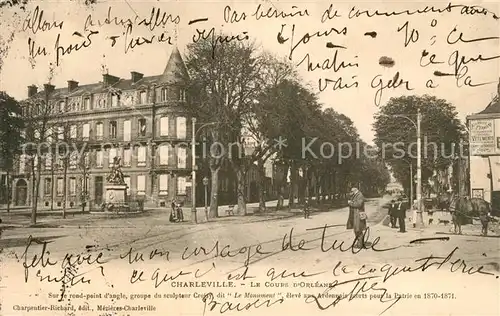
[203,176,209,221]
[191,118,219,224]
[380,110,424,227]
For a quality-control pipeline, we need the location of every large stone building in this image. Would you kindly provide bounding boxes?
[12,47,194,210]
[467,79,500,211]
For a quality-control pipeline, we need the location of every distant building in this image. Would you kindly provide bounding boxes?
[467,78,500,210]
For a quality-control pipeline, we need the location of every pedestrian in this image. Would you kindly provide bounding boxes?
[347,187,367,248]
[396,198,407,233]
[170,200,177,222]
[389,199,397,228]
[176,201,184,222]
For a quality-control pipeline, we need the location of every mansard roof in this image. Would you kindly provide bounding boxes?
[27,47,189,100]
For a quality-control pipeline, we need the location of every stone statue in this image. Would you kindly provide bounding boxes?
[106,156,125,185]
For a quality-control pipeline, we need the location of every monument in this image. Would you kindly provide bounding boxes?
[103,156,129,212]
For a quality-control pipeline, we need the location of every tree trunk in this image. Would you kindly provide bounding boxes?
[235,167,247,216]
[62,161,68,219]
[50,155,54,212]
[275,163,288,210]
[288,161,296,208]
[298,167,305,205]
[209,166,220,218]
[31,156,42,225]
[315,172,321,204]
[6,170,11,213]
[257,158,266,212]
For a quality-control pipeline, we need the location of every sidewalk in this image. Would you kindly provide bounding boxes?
[0,198,350,229]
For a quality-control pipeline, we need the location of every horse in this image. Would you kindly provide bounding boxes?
[438,192,491,235]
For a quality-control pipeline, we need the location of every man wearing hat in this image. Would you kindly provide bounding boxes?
[347,187,367,248]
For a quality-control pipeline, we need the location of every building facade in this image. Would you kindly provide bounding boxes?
[467,79,500,211]
[12,47,195,210]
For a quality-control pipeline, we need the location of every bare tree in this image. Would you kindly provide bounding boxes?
[22,93,55,225]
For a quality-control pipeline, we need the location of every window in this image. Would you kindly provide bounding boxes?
[19,154,26,173]
[96,150,103,168]
[70,125,77,139]
[138,119,146,136]
[123,148,131,166]
[82,123,90,140]
[161,88,168,101]
[58,126,64,140]
[70,151,78,169]
[140,91,147,104]
[98,98,106,108]
[160,116,169,136]
[56,155,63,170]
[159,145,169,165]
[59,101,65,112]
[45,153,52,170]
[69,178,76,196]
[70,102,77,112]
[176,117,186,139]
[137,146,146,167]
[177,147,187,168]
[111,94,119,107]
[34,129,40,140]
[108,148,117,166]
[137,175,146,195]
[179,89,186,102]
[124,176,131,195]
[123,120,131,141]
[57,178,64,196]
[83,97,90,110]
[177,177,187,195]
[96,123,103,140]
[44,178,51,196]
[159,174,168,195]
[109,121,117,139]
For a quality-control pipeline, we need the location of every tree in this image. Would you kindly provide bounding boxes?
[186,37,264,217]
[373,95,464,196]
[0,91,24,212]
[22,93,55,225]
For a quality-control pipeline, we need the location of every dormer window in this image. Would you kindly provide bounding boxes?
[179,89,186,102]
[161,88,168,102]
[83,97,90,111]
[58,100,65,113]
[140,91,147,104]
[111,94,119,107]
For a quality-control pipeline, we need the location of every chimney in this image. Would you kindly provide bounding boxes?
[43,83,55,95]
[102,74,120,87]
[67,80,79,92]
[27,85,38,98]
[131,71,144,83]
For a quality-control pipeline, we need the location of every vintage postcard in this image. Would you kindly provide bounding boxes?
[0,0,499,315]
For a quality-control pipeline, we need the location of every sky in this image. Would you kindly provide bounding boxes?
[1,0,499,143]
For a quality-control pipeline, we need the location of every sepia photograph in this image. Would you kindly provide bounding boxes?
[0,0,499,315]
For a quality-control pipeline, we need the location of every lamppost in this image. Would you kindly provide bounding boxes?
[380,110,424,227]
[203,176,209,221]
[191,118,218,224]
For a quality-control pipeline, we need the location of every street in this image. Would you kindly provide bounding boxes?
[1,196,499,316]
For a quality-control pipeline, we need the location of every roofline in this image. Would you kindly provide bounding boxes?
[466,113,500,120]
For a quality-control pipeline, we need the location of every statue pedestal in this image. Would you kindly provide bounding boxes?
[105,184,128,204]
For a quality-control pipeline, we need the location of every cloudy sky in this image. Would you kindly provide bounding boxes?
[1,0,499,143]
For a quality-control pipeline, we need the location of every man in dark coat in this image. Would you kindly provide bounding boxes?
[395,198,407,233]
[347,187,367,248]
[389,199,397,228]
